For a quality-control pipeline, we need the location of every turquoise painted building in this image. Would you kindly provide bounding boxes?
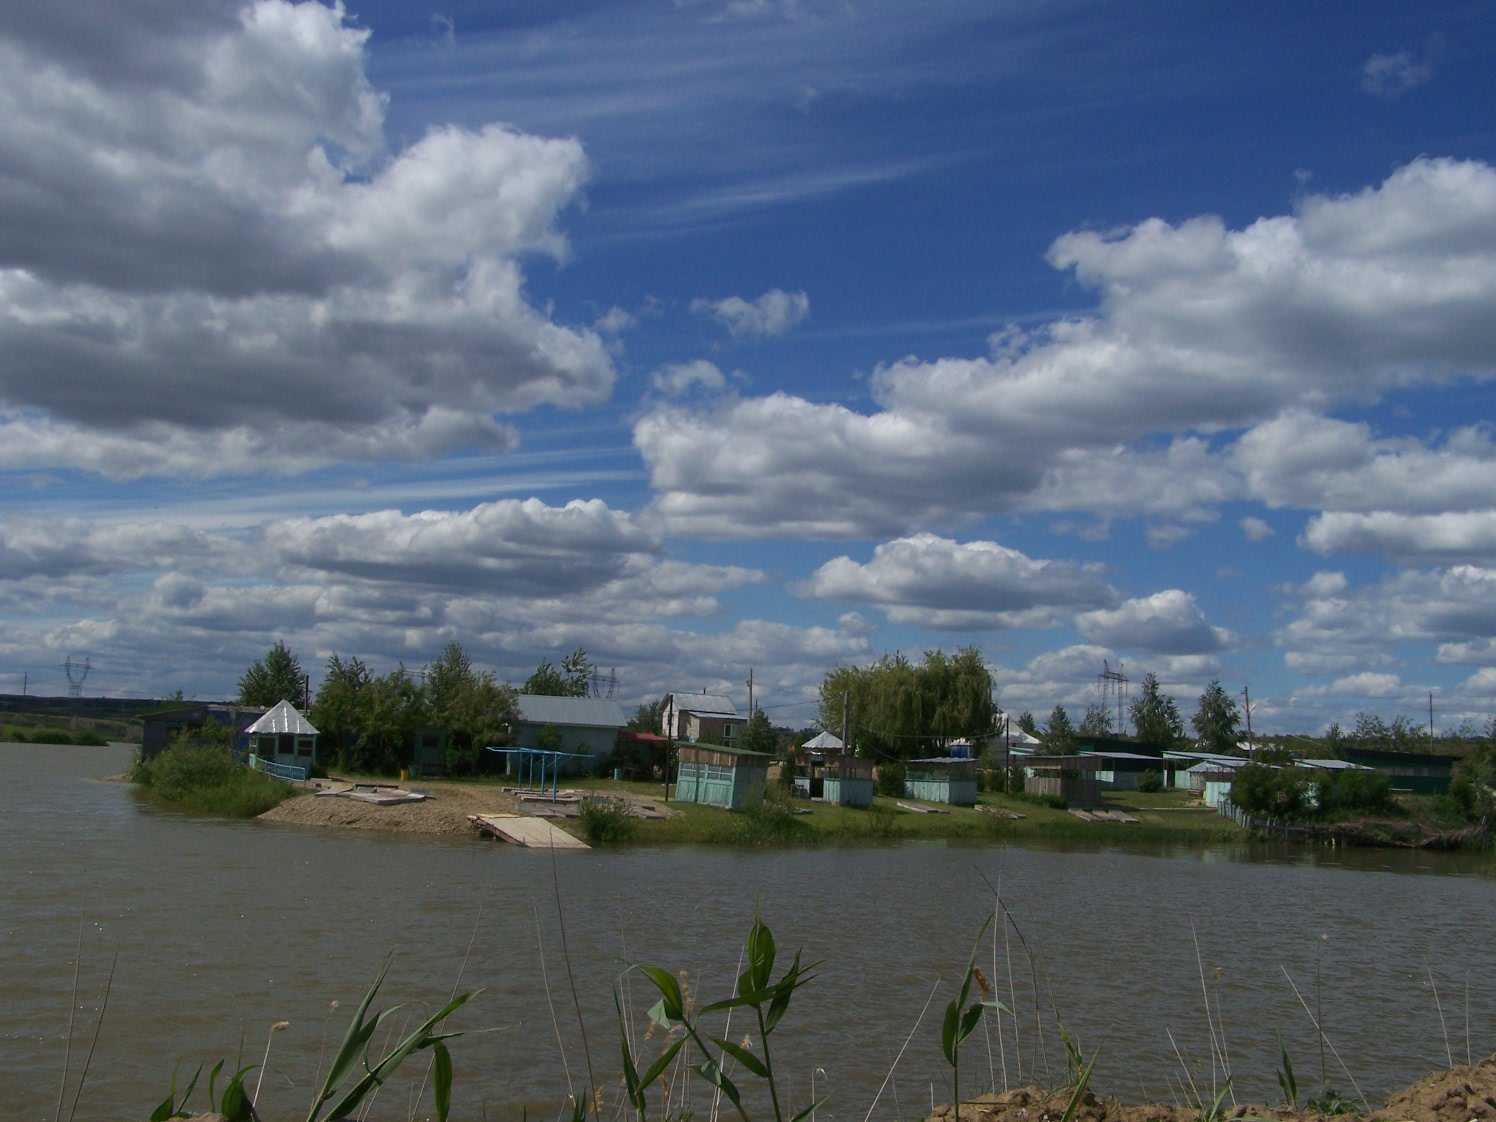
[246,701,321,778]
[904,757,978,806]
[674,744,770,810]
[821,755,875,808]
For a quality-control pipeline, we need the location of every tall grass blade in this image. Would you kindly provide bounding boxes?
[66,948,117,1122]
[1425,959,1453,1069]
[862,978,940,1122]
[54,916,84,1122]
[1279,966,1368,1109]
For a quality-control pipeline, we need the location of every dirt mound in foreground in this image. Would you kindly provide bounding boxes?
[926,1057,1496,1122]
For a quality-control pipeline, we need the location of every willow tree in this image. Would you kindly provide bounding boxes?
[818,646,995,759]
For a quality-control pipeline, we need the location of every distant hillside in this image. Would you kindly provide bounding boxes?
[0,694,216,719]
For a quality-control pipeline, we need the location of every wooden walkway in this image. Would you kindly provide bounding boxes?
[469,814,590,849]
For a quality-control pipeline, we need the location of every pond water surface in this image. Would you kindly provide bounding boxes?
[4,744,1494,1122]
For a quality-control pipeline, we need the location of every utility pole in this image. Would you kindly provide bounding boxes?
[1429,691,1435,749]
[664,695,674,803]
[746,668,754,717]
[841,690,850,754]
[21,672,26,699]
[1242,685,1254,754]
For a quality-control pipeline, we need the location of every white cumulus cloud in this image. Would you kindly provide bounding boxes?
[692,288,809,337]
[0,0,611,477]
[1075,590,1232,655]
[639,158,1496,539]
[804,533,1116,630]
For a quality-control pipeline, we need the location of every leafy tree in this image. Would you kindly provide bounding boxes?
[346,667,425,774]
[1191,680,1240,754]
[1016,711,1038,736]
[523,647,594,697]
[1322,721,1347,758]
[313,653,370,761]
[628,697,666,734]
[1130,673,1184,750]
[536,724,562,752]
[1445,735,1496,822]
[736,708,778,755]
[1351,711,1427,750]
[425,641,517,775]
[818,647,994,759]
[1043,705,1076,752]
[1135,768,1163,793]
[1078,705,1112,737]
[238,641,306,708]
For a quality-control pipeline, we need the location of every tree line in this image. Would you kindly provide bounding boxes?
[236,640,597,775]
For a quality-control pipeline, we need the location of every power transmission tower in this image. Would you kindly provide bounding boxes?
[590,667,618,699]
[1099,660,1128,735]
[62,654,91,698]
[62,654,91,715]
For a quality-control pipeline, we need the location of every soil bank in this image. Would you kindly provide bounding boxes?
[928,1057,1496,1122]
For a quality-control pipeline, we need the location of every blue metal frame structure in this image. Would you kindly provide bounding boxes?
[486,745,593,801]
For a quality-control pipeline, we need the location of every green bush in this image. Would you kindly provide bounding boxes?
[874,760,905,798]
[28,727,73,744]
[1314,768,1399,819]
[1136,768,1163,793]
[134,744,294,817]
[721,796,808,845]
[577,796,637,844]
[1229,763,1309,818]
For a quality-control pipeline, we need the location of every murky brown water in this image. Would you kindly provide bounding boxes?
[5,744,1494,1122]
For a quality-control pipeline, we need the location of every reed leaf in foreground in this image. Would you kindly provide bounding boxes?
[623,914,821,1122]
[941,917,995,1119]
[304,952,488,1122]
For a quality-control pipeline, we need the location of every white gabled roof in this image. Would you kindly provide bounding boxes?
[802,730,844,750]
[669,691,738,717]
[246,700,318,736]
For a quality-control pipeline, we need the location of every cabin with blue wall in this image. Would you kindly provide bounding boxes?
[904,757,978,806]
[674,743,769,809]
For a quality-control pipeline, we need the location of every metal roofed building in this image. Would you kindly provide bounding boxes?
[246,701,321,774]
[664,691,741,747]
[141,703,266,760]
[510,694,630,760]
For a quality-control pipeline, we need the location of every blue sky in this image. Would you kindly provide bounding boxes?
[3,0,1496,733]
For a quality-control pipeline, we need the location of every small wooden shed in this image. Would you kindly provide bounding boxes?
[905,757,978,806]
[674,744,770,810]
[1022,754,1102,808]
[246,701,320,778]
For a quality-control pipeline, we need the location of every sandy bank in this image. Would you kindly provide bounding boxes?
[928,1057,1496,1122]
[257,779,526,835]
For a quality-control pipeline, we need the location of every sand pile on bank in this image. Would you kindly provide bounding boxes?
[927,1057,1496,1122]
[257,779,523,835]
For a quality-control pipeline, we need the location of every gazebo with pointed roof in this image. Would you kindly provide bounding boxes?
[246,701,321,777]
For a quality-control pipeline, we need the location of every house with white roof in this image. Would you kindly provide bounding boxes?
[509,694,631,760]
[664,691,741,747]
